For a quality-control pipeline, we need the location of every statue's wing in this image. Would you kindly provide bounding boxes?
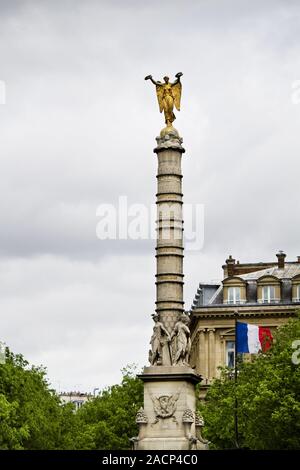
[156,84,164,113]
[172,81,182,111]
[151,395,161,415]
[169,393,180,408]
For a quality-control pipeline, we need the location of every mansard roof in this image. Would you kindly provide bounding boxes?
[239,263,300,281]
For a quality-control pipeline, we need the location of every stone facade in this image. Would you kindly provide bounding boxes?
[190,252,300,398]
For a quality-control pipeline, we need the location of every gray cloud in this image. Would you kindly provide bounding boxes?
[0,0,300,390]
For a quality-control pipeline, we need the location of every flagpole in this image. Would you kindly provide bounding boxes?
[234,310,239,449]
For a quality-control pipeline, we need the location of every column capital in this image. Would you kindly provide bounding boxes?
[154,128,185,154]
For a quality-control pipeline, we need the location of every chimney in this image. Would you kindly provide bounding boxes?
[226,255,236,277]
[276,251,286,269]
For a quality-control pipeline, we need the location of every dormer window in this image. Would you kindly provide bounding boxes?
[261,285,276,303]
[293,284,300,302]
[292,275,300,302]
[227,287,241,304]
[223,277,246,304]
[257,275,281,304]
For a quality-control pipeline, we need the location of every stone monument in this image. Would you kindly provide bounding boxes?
[134,73,208,450]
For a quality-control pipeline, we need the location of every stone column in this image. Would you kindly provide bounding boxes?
[136,128,202,450]
[204,329,209,380]
[198,329,206,378]
[220,335,225,371]
[155,128,185,337]
[208,328,216,380]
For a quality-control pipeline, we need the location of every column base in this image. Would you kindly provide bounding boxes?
[137,437,191,451]
[135,366,208,450]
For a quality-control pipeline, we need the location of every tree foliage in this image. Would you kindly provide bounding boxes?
[75,365,143,449]
[2,315,300,450]
[200,314,300,449]
[0,352,143,450]
[0,349,78,449]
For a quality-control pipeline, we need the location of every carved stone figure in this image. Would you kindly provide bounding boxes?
[155,126,184,151]
[195,411,205,427]
[145,73,183,128]
[195,412,210,449]
[182,409,196,449]
[149,314,171,366]
[170,313,191,366]
[182,409,194,423]
[136,407,148,425]
[151,393,180,424]
[129,436,139,450]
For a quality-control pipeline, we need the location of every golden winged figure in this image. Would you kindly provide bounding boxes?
[145,73,183,128]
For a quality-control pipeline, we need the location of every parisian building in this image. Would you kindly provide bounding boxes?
[189,251,300,398]
[59,392,92,411]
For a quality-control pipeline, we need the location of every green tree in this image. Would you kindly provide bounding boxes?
[75,365,143,449]
[0,348,143,450]
[0,348,79,449]
[200,314,300,449]
[0,394,29,449]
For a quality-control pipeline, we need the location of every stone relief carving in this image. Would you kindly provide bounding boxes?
[195,411,205,427]
[129,436,139,451]
[195,412,209,448]
[182,409,197,449]
[182,408,194,423]
[151,393,180,424]
[135,407,148,425]
[155,128,184,151]
[170,312,191,366]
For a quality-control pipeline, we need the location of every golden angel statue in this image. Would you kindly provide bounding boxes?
[145,73,183,128]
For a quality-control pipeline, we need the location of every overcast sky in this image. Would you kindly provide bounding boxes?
[0,0,300,392]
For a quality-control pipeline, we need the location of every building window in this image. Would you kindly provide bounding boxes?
[226,341,235,368]
[72,400,84,411]
[294,284,300,302]
[261,285,276,303]
[227,287,241,304]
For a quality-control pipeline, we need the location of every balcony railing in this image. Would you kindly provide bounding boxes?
[257,298,280,304]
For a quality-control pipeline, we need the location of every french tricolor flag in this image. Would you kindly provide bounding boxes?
[236,322,273,354]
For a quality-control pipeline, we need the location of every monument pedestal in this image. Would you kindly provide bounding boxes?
[136,366,206,450]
